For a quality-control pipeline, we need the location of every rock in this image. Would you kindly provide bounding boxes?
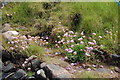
[27,55,37,62]
[26,76,36,80]
[1,50,15,63]
[3,62,16,73]
[1,23,13,33]
[0,45,4,52]
[31,59,42,71]
[111,54,120,61]
[111,54,120,66]
[114,67,120,73]
[2,31,19,41]
[43,64,72,80]
[14,53,28,66]
[1,72,14,80]
[9,69,27,80]
[36,69,46,78]
[40,62,47,69]
[95,68,111,73]
[0,59,3,71]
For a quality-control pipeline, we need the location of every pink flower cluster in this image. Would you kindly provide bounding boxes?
[8,35,48,52]
[57,31,98,57]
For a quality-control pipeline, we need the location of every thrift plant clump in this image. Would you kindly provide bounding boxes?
[56,31,100,62]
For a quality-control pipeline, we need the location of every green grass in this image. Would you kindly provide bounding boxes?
[23,43,45,57]
[2,2,118,54]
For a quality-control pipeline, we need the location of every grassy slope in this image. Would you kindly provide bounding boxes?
[2,2,118,53]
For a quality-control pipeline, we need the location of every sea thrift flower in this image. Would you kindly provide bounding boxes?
[10,47,14,50]
[80,41,84,44]
[78,38,83,41]
[86,47,93,51]
[93,40,96,45]
[66,66,71,70]
[92,33,96,35]
[71,40,74,43]
[69,31,74,34]
[71,45,74,48]
[82,36,85,38]
[73,51,77,55]
[71,63,75,66]
[27,68,31,71]
[22,64,25,67]
[64,33,68,37]
[99,36,102,38]
[67,40,70,43]
[88,42,94,45]
[57,36,60,38]
[46,37,49,39]
[65,49,69,52]
[73,35,77,37]
[68,48,73,53]
[85,52,90,56]
[81,31,84,35]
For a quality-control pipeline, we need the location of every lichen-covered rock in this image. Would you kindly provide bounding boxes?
[2,31,19,41]
[43,64,72,80]
[31,59,42,71]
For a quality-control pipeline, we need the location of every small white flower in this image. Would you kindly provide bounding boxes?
[27,68,31,71]
[24,61,28,64]
[57,36,60,38]
[22,64,25,67]
[82,36,85,38]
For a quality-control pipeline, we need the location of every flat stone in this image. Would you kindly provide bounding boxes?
[9,69,27,80]
[3,62,15,73]
[95,68,111,73]
[43,64,72,80]
[1,72,14,80]
[111,54,120,61]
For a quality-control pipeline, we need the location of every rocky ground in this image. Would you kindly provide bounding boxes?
[0,23,120,80]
